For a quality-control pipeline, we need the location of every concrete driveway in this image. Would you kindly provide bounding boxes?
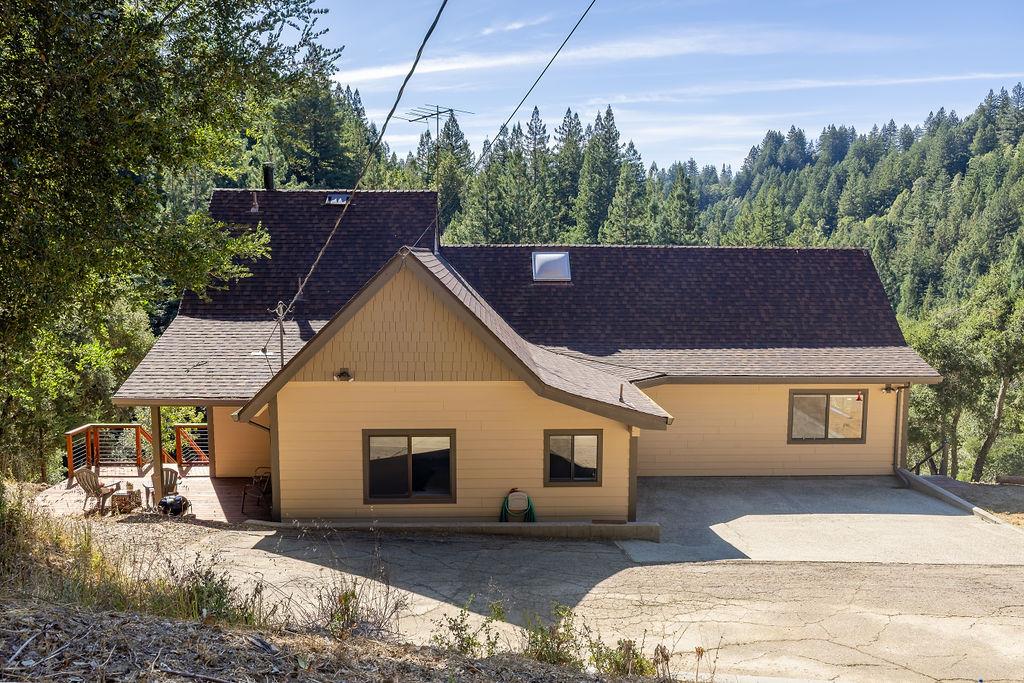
[192,525,1024,682]
[622,475,1024,564]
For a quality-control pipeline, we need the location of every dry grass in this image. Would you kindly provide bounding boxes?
[0,599,626,682]
[929,478,1024,527]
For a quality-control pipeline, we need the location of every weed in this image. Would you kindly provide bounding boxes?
[303,535,409,638]
[589,637,657,677]
[431,596,505,657]
[522,604,585,670]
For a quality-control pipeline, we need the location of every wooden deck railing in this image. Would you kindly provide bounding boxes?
[174,423,210,465]
[65,423,208,477]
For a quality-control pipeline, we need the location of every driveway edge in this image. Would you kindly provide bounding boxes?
[896,468,1020,531]
[245,518,661,541]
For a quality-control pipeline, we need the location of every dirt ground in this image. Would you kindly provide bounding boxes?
[927,477,1024,527]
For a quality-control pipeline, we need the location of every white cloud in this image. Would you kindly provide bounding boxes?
[337,25,908,86]
[480,15,550,36]
[596,72,1024,105]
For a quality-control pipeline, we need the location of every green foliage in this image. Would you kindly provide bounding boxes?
[589,638,657,677]
[570,108,622,243]
[0,0,337,479]
[430,596,505,658]
[599,143,650,244]
[522,605,585,670]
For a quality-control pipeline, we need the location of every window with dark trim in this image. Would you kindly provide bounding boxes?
[544,430,602,485]
[364,430,455,502]
[788,390,867,443]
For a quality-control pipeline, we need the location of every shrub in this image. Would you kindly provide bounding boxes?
[522,604,585,670]
[589,637,657,677]
[431,596,505,657]
[302,536,408,639]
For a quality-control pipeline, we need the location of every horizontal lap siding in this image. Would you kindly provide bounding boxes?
[637,384,897,476]
[276,382,630,520]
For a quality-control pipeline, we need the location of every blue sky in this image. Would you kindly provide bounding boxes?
[323,0,1023,169]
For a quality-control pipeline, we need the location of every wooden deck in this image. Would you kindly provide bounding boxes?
[35,463,270,524]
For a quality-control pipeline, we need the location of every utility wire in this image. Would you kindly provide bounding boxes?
[261,0,449,354]
[413,0,598,249]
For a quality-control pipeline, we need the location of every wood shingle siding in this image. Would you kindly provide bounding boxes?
[294,268,516,382]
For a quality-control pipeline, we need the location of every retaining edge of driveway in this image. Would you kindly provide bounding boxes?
[896,468,1018,530]
[245,518,661,542]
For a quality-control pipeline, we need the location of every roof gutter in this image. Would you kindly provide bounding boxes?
[633,374,942,389]
[112,397,254,407]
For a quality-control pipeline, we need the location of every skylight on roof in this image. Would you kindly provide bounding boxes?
[325,193,350,205]
[532,251,571,281]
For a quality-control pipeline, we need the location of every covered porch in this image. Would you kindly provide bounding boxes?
[35,463,268,524]
[37,415,271,524]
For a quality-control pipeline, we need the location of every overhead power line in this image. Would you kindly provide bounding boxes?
[260,0,449,359]
[413,0,599,249]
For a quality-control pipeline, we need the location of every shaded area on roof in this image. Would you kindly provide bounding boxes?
[186,189,438,319]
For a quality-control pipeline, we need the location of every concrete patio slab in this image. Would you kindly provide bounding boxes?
[628,475,1024,564]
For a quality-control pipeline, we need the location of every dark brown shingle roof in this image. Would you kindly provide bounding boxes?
[186,189,438,318]
[114,190,938,406]
[440,245,938,382]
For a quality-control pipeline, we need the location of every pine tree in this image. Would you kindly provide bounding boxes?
[643,163,664,238]
[274,78,354,187]
[435,114,474,230]
[731,186,788,246]
[570,107,621,242]
[655,163,698,244]
[599,142,648,244]
[525,107,557,241]
[551,108,584,237]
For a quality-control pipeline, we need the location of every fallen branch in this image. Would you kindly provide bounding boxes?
[156,666,236,683]
[4,630,41,666]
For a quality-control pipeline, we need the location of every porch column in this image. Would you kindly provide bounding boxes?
[268,397,281,522]
[151,405,164,501]
[628,425,640,522]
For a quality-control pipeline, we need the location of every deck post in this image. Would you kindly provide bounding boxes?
[151,406,164,501]
[66,433,74,478]
[175,426,182,465]
[135,426,143,467]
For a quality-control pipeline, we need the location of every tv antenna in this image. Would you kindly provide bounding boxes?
[398,104,474,252]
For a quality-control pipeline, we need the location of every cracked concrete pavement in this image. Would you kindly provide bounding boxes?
[159,477,1024,681]
[191,527,1024,682]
